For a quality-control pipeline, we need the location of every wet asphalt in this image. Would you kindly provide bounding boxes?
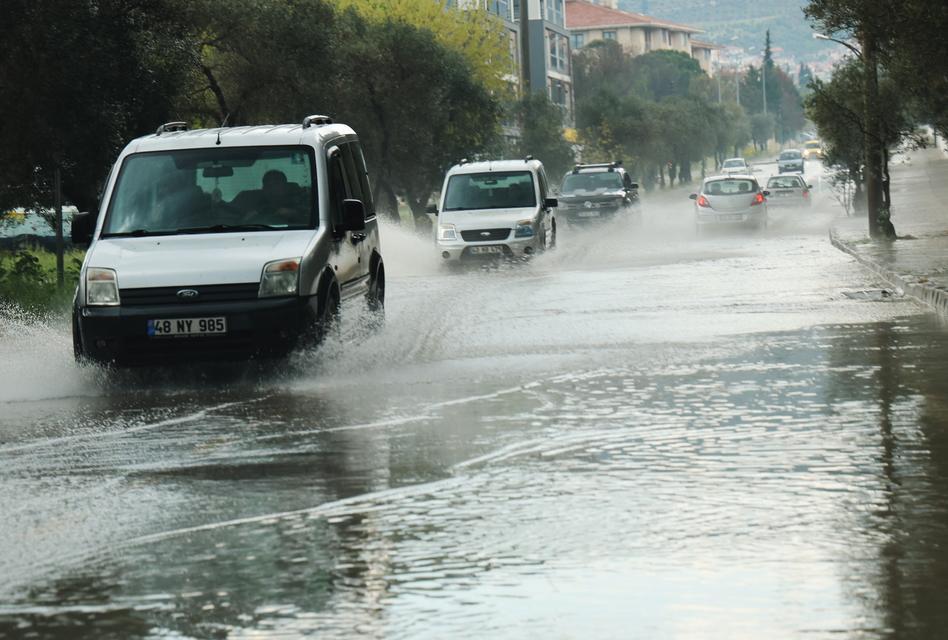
[2,161,948,639]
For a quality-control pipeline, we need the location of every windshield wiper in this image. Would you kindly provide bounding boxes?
[100,228,161,238]
[175,223,277,234]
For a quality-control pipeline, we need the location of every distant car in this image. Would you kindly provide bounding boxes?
[778,149,805,173]
[691,175,769,232]
[432,158,557,263]
[557,161,640,225]
[765,174,813,208]
[802,139,823,160]
[721,157,749,175]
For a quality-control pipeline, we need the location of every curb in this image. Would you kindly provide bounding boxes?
[830,226,948,316]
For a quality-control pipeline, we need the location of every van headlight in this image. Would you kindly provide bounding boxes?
[259,258,300,298]
[514,220,535,238]
[86,268,120,306]
[438,223,458,241]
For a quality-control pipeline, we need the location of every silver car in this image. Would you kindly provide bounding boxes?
[766,174,812,208]
[721,157,749,175]
[691,175,769,232]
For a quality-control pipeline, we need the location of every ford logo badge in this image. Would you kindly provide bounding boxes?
[177,289,199,299]
[480,231,491,237]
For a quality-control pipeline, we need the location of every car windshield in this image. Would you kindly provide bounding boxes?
[102,146,316,236]
[561,172,623,194]
[768,176,803,189]
[704,179,757,195]
[443,171,536,211]
[780,151,802,160]
[805,141,821,149]
[722,159,745,168]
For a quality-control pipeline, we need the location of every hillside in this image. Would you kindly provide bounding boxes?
[617,0,834,64]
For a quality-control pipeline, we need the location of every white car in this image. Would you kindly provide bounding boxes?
[765,174,813,208]
[71,116,384,365]
[433,158,557,263]
[691,175,769,232]
[721,157,749,175]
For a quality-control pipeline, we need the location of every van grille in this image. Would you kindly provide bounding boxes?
[119,283,260,306]
[461,228,511,242]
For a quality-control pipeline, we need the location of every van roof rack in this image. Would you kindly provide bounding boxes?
[156,121,188,136]
[302,114,333,129]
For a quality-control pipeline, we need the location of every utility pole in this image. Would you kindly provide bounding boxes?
[762,63,767,115]
[736,67,740,106]
[519,0,531,92]
[54,165,64,288]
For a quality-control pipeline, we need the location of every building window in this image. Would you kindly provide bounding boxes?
[489,0,510,20]
[548,31,569,72]
[571,33,585,49]
[544,0,564,26]
[602,30,617,41]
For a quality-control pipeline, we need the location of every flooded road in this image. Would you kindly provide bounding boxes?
[3,163,948,638]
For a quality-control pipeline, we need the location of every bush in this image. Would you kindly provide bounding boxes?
[0,247,83,313]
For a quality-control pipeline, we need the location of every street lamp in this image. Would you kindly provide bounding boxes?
[813,31,889,238]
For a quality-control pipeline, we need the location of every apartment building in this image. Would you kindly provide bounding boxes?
[565,0,719,75]
[450,0,575,120]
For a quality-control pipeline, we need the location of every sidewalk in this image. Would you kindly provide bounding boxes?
[830,147,948,315]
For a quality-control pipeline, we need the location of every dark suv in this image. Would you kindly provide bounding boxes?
[557,162,640,224]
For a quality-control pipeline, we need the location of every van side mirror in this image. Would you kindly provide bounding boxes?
[70,211,95,246]
[336,199,366,233]
[689,193,698,200]
[426,204,438,215]
[762,190,771,197]
[544,197,558,209]
[629,183,640,190]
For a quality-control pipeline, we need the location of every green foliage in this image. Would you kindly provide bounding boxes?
[0,248,84,313]
[0,0,193,213]
[514,94,575,184]
[574,39,754,186]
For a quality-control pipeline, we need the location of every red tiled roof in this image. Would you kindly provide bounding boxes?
[565,0,703,34]
[690,39,723,50]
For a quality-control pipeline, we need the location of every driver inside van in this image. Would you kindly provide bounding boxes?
[234,170,307,226]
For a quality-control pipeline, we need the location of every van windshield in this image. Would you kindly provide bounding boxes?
[102,146,316,236]
[443,171,536,211]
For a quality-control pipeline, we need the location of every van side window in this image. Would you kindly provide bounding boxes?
[327,148,351,226]
[349,142,375,218]
[339,144,364,205]
[536,168,549,201]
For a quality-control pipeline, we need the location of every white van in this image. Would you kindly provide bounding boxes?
[432,158,557,263]
[71,117,384,365]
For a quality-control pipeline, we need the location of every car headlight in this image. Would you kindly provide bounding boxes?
[86,267,120,306]
[438,223,458,241]
[259,258,300,298]
[514,220,535,238]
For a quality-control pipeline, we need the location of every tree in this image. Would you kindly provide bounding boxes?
[332,0,513,95]
[805,0,896,237]
[0,0,193,213]
[336,15,501,223]
[515,94,574,185]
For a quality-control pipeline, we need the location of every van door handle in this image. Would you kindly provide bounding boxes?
[351,233,366,244]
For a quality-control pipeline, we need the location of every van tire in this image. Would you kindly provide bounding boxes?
[72,309,84,363]
[314,278,340,346]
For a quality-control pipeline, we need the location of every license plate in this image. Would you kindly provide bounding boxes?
[718,214,743,221]
[469,245,504,255]
[578,211,600,218]
[148,317,227,337]
[774,190,793,196]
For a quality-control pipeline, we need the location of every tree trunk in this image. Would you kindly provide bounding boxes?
[374,179,400,224]
[861,29,893,238]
